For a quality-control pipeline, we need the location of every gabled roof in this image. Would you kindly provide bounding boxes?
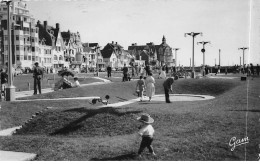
[36,21,55,47]
[83,47,92,53]
[101,49,114,58]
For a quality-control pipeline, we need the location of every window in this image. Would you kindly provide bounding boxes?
[24,55,27,60]
[28,56,31,60]
[4,35,8,41]
[54,55,58,60]
[16,45,19,51]
[31,38,34,42]
[16,35,19,41]
[16,55,20,61]
[32,56,35,61]
[59,55,63,60]
[4,45,8,51]
[36,56,38,61]
[32,47,35,52]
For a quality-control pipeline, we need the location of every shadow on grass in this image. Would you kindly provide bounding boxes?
[90,152,138,161]
[49,107,142,136]
[229,110,260,113]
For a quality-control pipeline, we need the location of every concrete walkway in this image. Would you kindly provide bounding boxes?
[0,151,37,161]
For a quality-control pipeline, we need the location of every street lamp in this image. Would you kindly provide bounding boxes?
[197,41,210,76]
[238,47,248,74]
[172,48,180,72]
[2,0,15,101]
[184,32,202,78]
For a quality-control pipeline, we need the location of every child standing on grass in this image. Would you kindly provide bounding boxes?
[136,76,145,101]
[137,113,156,157]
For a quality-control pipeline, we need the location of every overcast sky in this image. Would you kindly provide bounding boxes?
[25,0,255,66]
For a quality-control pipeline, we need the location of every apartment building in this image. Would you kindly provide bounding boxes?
[128,36,173,66]
[0,0,39,69]
[61,30,84,72]
[82,43,104,71]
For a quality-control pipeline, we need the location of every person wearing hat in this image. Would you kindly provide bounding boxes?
[137,113,156,156]
[33,62,43,95]
[72,77,80,88]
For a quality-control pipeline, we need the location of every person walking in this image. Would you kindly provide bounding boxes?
[33,62,43,95]
[0,68,8,99]
[163,77,174,103]
[107,65,112,78]
[145,73,155,101]
[136,76,145,101]
[145,64,151,76]
[137,113,156,157]
[122,64,128,82]
[256,64,260,76]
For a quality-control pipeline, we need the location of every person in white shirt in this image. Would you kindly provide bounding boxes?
[72,77,80,88]
[137,114,156,156]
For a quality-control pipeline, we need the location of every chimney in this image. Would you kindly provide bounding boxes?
[56,23,60,29]
[112,41,114,44]
[135,43,137,46]
[132,43,134,46]
[116,42,117,45]
[37,20,41,25]
[44,21,47,29]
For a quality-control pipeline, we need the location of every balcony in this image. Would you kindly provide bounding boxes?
[71,61,82,65]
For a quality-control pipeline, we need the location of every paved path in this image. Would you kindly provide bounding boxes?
[0,151,37,161]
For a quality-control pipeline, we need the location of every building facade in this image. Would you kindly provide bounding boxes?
[82,43,104,71]
[128,35,173,66]
[0,0,39,69]
[61,30,84,72]
[101,41,133,68]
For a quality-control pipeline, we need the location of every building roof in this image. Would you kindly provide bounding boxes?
[101,48,114,58]
[36,21,55,47]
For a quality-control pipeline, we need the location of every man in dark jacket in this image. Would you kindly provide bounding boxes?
[107,65,112,78]
[33,62,43,95]
[122,64,128,82]
[163,77,174,103]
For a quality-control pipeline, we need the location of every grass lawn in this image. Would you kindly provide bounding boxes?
[13,73,104,92]
[0,75,259,161]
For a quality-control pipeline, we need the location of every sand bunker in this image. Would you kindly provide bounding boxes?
[148,94,215,102]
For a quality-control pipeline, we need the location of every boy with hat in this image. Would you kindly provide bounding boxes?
[137,113,156,156]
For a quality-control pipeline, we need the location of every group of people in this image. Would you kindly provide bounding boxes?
[136,73,155,102]
[136,73,175,103]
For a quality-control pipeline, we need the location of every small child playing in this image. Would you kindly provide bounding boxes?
[136,76,145,101]
[137,113,156,157]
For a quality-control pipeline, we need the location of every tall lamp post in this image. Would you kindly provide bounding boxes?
[238,47,249,74]
[2,0,15,101]
[184,32,202,78]
[197,41,210,76]
[172,48,180,72]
